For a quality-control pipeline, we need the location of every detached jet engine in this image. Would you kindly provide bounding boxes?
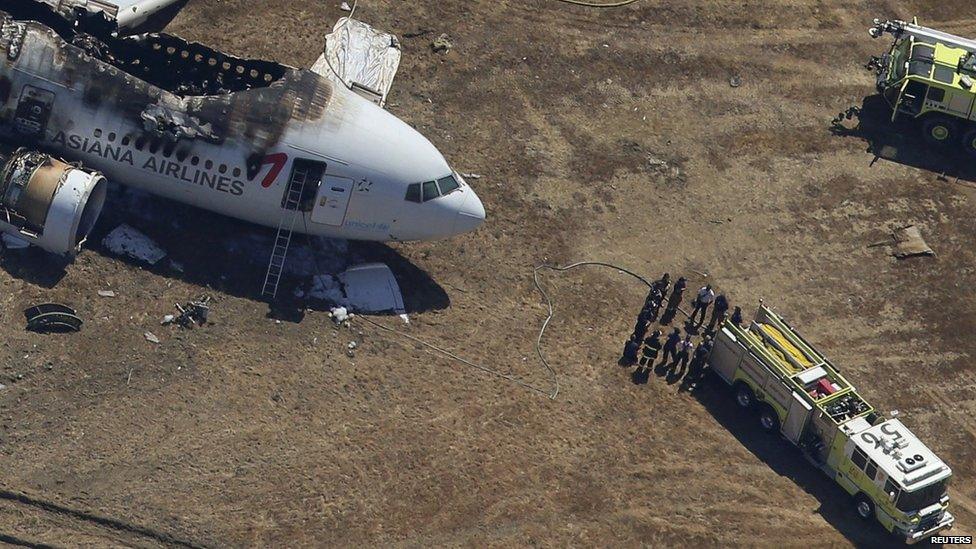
[0,148,106,256]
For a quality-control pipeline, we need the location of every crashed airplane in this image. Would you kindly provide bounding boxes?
[0,0,485,296]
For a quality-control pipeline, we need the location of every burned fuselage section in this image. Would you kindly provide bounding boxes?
[0,2,335,215]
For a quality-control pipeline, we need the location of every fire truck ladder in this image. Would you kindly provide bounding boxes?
[261,165,309,299]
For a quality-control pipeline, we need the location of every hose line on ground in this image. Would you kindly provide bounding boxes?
[552,0,641,7]
[533,261,655,400]
[354,260,678,401]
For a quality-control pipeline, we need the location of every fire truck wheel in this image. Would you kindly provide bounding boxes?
[758,405,780,432]
[734,383,755,409]
[854,493,875,520]
[921,116,958,147]
[963,128,976,158]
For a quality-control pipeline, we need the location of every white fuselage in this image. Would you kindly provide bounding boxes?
[0,11,485,243]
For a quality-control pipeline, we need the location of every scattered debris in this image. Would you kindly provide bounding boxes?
[0,383,5,391]
[24,303,82,333]
[347,341,358,350]
[340,1,352,11]
[144,331,161,344]
[461,172,483,180]
[894,226,935,258]
[170,295,212,328]
[431,33,452,53]
[869,225,935,259]
[102,224,167,266]
[97,290,116,298]
[330,307,352,324]
[399,313,410,324]
[729,75,742,88]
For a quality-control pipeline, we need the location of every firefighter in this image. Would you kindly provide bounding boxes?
[707,293,730,331]
[689,284,715,326]
[639,330,662,367]
[662,276,687,324]
[622,335,640,366]
[661,327,682,365]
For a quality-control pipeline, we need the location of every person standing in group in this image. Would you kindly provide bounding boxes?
[662,276,687,323]
[689,284,715,327]
[661,327,682,365]
[672,335,694,374]
[688,335,713,383]
[730,305,743,327]
[622,335,640,366]
[707,293,729,332]
[640,330,662,368]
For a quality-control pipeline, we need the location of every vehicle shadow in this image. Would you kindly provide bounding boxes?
[690,373,895,547]
[832,93,976,183]
[2,186,450,317]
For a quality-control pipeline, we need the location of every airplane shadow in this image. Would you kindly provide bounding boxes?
[1,186,450,318]
[832,93,976,183]
[689,373,895,547]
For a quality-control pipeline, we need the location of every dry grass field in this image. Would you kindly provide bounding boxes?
[2,0,976,546]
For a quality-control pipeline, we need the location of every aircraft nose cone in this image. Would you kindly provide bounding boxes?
[453,190,486,235]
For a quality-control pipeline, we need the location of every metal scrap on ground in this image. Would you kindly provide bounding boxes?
[24,303,83,333]
[102,224,167,265]
[869,225,935,259]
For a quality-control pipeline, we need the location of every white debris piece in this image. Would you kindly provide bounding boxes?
[161,315,175,325]
[98,290,117,298]
[340,263,406,314]
[399,313,410,324]
[144,331,161,344]
[1,233,30,249]
[103,224,166,265]
[340,1,351,10]
[461,173,483,180]
[0,383,6,391]
[347,341,358,350]
[330,307,351,323]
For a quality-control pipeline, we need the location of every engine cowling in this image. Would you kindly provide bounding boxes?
[0,148,107,256]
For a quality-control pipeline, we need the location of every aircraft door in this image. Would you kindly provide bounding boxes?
[311,175,353,226]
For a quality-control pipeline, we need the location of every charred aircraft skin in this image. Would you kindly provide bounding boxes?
[0,3,486,242]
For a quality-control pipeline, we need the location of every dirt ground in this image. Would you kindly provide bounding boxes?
[2,0,976,546]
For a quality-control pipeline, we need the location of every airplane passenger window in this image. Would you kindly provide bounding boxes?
[405,183,421,203]
[437,175,460,194]
[422,181,440,202]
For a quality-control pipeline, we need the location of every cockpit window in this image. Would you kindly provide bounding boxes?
[437,175,460,195]
[405,183,421,203]
[422,181,440,201]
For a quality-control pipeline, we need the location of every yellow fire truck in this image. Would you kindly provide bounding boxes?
[869,18,976,153]
[708,304,953,544]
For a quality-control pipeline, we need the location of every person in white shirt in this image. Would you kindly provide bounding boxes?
[689,284,715,326]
